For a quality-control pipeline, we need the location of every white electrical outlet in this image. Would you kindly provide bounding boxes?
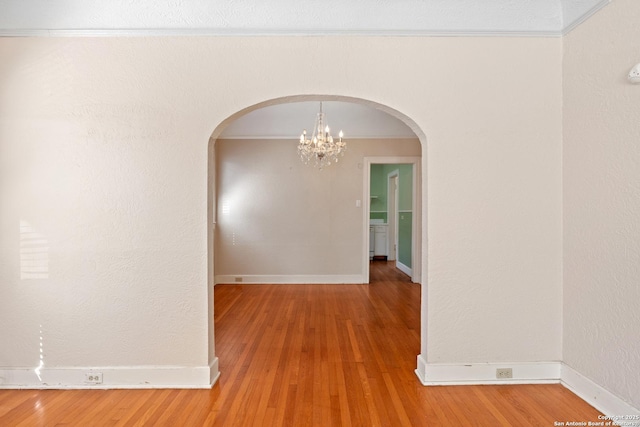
[85,372,103,384]
[629,63,640,83]
[496,368,513,379]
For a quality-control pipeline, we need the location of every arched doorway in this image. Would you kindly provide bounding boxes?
[206,95,428,384]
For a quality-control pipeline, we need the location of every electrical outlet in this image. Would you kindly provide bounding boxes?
[496,368,512,379]
[629,64,640,83]
[85,372,103,384]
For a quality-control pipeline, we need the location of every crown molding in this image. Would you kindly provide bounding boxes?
[0,0,611,38]
[562,0,610,36]
[0,28,564,38]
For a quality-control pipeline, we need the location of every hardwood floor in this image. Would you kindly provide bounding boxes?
[0,261,602,426]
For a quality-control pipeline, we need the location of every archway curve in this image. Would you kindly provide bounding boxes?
[209,95,428,142]
[206,94,428,385]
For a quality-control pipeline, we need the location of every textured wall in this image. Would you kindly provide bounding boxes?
[563,0,640,409]
[0,35,562,378]
[0,40,211,368]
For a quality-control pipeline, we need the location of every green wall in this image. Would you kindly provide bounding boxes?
[370,164,388,221]
[369,163,413,268]
[398,212,412,268]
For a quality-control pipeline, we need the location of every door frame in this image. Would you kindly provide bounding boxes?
[362,156,421,283]
[387,170,399,262]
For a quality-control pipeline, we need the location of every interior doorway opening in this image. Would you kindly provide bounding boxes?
[207,94,427,384]
[364,159,421,284]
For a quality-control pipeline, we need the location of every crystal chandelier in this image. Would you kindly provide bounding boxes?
[298,102,346,168]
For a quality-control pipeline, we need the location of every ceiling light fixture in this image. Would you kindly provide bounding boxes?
[298,102,346,168]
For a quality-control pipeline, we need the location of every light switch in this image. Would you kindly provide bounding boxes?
[356,199,361,207]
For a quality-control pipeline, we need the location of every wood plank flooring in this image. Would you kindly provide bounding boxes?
[0,262,603,426]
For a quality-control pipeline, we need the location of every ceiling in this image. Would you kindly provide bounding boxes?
[219,102,416,140]
[0,0,609,36]
[0,0,609,139]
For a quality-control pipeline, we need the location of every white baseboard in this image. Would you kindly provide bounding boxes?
[414,356,640,415]
[415,355,561,385]
[396,261,412,278]
[0,360,219,389]
[209,357,220,386]
[215,274,364,285]
[561,364,640,417]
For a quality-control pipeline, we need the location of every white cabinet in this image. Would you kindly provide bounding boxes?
[373,225,388,256]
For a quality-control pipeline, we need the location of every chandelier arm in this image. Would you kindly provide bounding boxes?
[297,102,345,169]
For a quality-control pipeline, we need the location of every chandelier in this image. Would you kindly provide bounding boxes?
[298,102,346,168]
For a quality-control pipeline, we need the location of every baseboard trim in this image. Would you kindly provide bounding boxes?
[415,355,561,385]
[396,261,412,278]
[209,357,220,387]
[414,357,639,415]
[215,274,364,285]
[560,364,639,416]
[0,362,219,389]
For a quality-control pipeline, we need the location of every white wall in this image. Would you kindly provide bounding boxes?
[0,40,213,387]
[563,0,640,410]
[214,138,420,284]
[0,35,562,387]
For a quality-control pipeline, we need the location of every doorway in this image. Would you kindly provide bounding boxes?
[209,95,426,386]
[363,157,421,283]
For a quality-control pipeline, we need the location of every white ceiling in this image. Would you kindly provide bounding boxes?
[220,102,416,140]
[0,0,609,36]
[0,0,609,138]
